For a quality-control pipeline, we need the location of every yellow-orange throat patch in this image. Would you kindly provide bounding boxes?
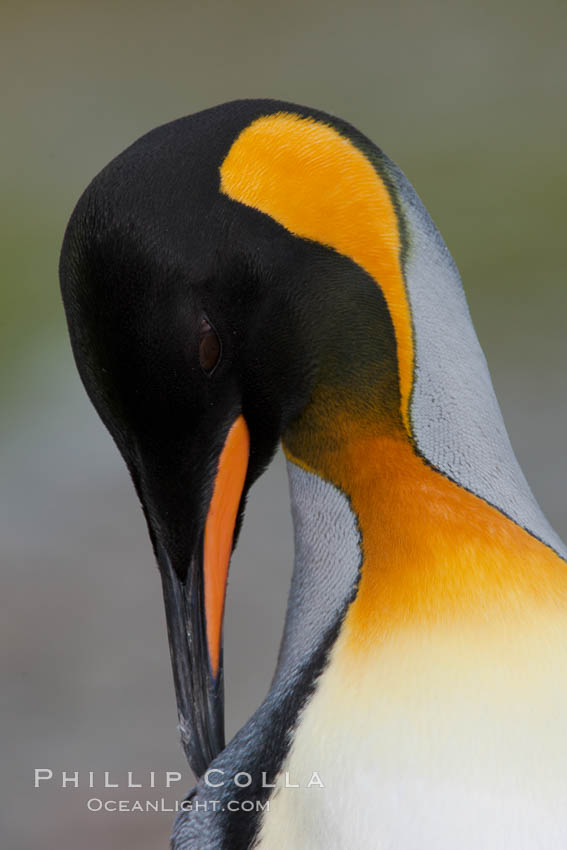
[220,112,413,434]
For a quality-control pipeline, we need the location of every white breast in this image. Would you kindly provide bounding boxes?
[255,615,567,849]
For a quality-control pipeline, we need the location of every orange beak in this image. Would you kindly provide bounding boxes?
[203,415,250,680]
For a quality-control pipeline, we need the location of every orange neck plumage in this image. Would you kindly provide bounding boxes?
[284,413,567,654]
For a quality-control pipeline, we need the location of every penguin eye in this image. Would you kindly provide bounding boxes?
[199,317,221,375]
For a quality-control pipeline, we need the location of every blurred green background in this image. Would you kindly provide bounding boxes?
[2,1,565,847]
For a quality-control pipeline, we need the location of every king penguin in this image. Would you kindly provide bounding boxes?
[60,99,567,849]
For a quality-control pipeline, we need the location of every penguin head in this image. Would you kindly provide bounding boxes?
[59,99,404,776]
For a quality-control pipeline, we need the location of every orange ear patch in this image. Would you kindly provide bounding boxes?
[220,112,414,435]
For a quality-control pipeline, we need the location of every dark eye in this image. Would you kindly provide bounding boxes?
[199,317,221,374]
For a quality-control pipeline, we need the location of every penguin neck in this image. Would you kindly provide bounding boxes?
[280,403,567,667]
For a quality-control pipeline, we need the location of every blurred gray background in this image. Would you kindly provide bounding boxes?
[2,1,565,847]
